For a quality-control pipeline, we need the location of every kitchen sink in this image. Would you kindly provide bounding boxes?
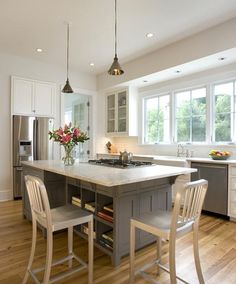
[153,155,188,167]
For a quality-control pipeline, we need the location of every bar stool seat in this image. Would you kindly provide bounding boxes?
[22,175,93,284]
[130,179,208,284]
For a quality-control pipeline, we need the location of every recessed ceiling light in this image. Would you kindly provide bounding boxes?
[36,48,43,53]
[146,33,154,38]
[175,70,181,73]
[218,57,226,61]
[90,62,95,67]
[143,80,148,83]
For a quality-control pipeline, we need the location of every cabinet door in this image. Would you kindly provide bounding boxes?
[107,94,116,133]
[117,195,138,254]
[117,90,127,133]
[34,82,55,117]
[12,78,34,115]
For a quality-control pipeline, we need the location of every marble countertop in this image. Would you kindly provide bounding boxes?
[22,160,196,187]
[97,153,236,165]
[187,157,236,164]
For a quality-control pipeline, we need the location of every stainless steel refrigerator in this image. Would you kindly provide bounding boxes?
[12,115,54,198]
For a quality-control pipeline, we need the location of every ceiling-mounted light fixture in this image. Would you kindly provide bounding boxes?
[108,0,124,75]
[62,23,73,93]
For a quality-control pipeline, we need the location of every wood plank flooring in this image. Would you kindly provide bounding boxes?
[0,200,236,283]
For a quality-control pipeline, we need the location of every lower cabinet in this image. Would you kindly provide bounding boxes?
[228,165,236,219]
[22,166,172,266]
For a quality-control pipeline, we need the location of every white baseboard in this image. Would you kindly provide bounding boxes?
[0,189,13,201]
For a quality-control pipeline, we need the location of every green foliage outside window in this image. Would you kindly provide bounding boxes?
[176,92,206,142]
[146,108,164,143]
[214,95,231,142]
[144,82,236,144]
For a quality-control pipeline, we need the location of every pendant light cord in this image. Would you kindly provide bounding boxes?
[115,0,117,57]
[67,23,70,80]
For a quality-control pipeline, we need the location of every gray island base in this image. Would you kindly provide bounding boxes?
[22,160,195,266]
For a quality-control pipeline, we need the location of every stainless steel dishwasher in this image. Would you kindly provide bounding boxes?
[191,162,228,216]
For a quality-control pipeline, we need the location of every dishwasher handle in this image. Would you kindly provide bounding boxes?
[191,163,227,170]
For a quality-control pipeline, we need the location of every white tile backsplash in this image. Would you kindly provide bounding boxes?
[109,137,236,158]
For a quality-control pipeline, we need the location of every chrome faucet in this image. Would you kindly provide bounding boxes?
[177,144,184,157]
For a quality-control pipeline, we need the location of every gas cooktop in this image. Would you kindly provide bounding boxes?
[88,159,153,169]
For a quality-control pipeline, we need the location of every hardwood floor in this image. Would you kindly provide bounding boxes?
[0,200,236,284]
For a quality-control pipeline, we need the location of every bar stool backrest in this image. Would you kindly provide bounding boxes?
[25,175,52,228]
[171,179,208,236]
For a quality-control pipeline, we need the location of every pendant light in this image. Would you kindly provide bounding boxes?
[108,0,124,75]
[62,23,73,93]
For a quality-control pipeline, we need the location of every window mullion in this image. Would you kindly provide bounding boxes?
[206,84,212,143]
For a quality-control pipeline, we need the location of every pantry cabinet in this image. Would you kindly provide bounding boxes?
[11,76,56,117]
[106,87,138,136]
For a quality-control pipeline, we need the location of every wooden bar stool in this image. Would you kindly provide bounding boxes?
[130,179,208,284]
[22,175,93,284]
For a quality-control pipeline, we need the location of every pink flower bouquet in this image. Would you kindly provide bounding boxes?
[49,123,89,165]
[49,123,89,146]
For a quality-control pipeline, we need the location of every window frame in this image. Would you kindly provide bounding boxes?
[142,92,171,144]
[173,85,207,144]
[140,74,236,146]
[212,79,236,143]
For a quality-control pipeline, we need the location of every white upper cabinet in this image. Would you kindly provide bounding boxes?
[106,87,138,136]
[11,76,56,117]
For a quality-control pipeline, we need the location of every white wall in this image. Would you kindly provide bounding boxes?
[0,51,96,201]
[97,17,236,90]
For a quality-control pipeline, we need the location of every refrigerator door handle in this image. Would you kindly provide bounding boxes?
[16,166,23,171]
[33,119,38,160]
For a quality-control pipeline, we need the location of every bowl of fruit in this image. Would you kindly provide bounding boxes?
[209,150,231,160]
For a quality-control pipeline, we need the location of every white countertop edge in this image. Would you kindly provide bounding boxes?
[22,160,196,187]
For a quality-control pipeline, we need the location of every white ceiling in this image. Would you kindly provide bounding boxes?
[1,0,236,76]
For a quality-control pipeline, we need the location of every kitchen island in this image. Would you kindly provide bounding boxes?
[22,160,195,266]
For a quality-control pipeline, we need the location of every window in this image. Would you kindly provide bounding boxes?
[142,77,236,145]
[175,87,206,143]
[143,94,170,143]
[213,81,236,142]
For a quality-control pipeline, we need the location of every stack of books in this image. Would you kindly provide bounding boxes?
[103,203,113,213]
[85,201,95,213]
[72,196,81,207]
[97,203,113,223]
[100,230,113,250]
[81,224,96,239]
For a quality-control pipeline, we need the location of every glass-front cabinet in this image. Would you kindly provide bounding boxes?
[117,91,127,132]
[106,88,138,136]
[107,94,116,133]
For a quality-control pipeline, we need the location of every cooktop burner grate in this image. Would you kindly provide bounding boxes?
[88,159,153,168]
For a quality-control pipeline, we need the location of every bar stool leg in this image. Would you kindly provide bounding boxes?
[22,218,37,284]
[88,219,93,284]
[129,220,135,284]
[43,229,53,284]
[156,237,162,276]
[68,227,73,268]
[193,222,205,284]
[169,236,177,284]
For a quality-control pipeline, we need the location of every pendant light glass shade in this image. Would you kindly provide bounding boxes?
[108,0,124,75]
[62,23,73,93]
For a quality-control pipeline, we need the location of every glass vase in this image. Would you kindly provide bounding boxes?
[62,145,75,166]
